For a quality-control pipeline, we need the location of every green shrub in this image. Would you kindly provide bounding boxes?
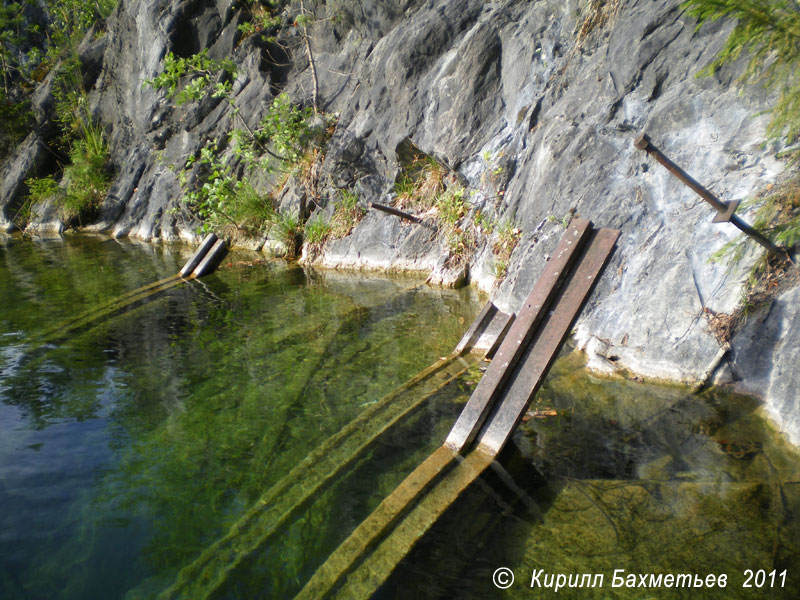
[27,175,59,203]
[435,186,467,227]
[252,93,317,163]
[237,0,286,42]
[60,123,111,222]
[145,49,237,105]
[21,122,111,226]
[14,175,58,226]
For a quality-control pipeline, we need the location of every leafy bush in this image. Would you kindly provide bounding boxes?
[27,175,59,202]
[14,175,57,226]
[2,0,117,155]
[237,0,286,42]
[146,42,334,236]
[682,0,800,156]
[145,50,237,105]
[435,186,467,227]
[252,93,317,163]
[182,140,277,234]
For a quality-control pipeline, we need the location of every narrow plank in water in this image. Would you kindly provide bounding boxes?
[445,218,592,452]
[330,450,495,600]
[158,353,478,600]
[33,275,184,345]
[295,446,459,600]
[475,228,620,455]
[453,301,497,354]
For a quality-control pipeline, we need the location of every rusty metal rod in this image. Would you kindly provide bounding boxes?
[368,201,434,228]
[635,133,786,258]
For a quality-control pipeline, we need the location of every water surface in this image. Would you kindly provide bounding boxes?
[1,235,799,600]
[0,235,481,599]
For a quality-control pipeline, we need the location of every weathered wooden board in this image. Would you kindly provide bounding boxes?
[475,228,620,455]
[445,218,592,452]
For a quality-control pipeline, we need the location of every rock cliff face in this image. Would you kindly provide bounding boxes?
[1,0,797,442]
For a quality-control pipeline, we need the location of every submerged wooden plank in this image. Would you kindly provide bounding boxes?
[158,352,479,600]
[30,274,180,344]
[32,275,185,345]
[445,218,592,452]
[330,450,495,600]
[295,446,459,600]
[454,301,497,354]
[454,302,514,357]
[475,228,620,456]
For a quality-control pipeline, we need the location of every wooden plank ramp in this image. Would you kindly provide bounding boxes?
[295,219,619,599]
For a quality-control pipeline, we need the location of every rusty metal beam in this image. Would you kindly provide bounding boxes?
[368,201,434,228]
[634,133,786,259]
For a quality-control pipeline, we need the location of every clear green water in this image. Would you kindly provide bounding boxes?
[0,235,481,600]
[2,236,800,600]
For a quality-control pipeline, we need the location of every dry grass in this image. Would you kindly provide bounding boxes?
[297,148,323,209]
[575,0,622,47]
[393,156,446,212]
[330,189,365,239]
[704,252,799,345]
